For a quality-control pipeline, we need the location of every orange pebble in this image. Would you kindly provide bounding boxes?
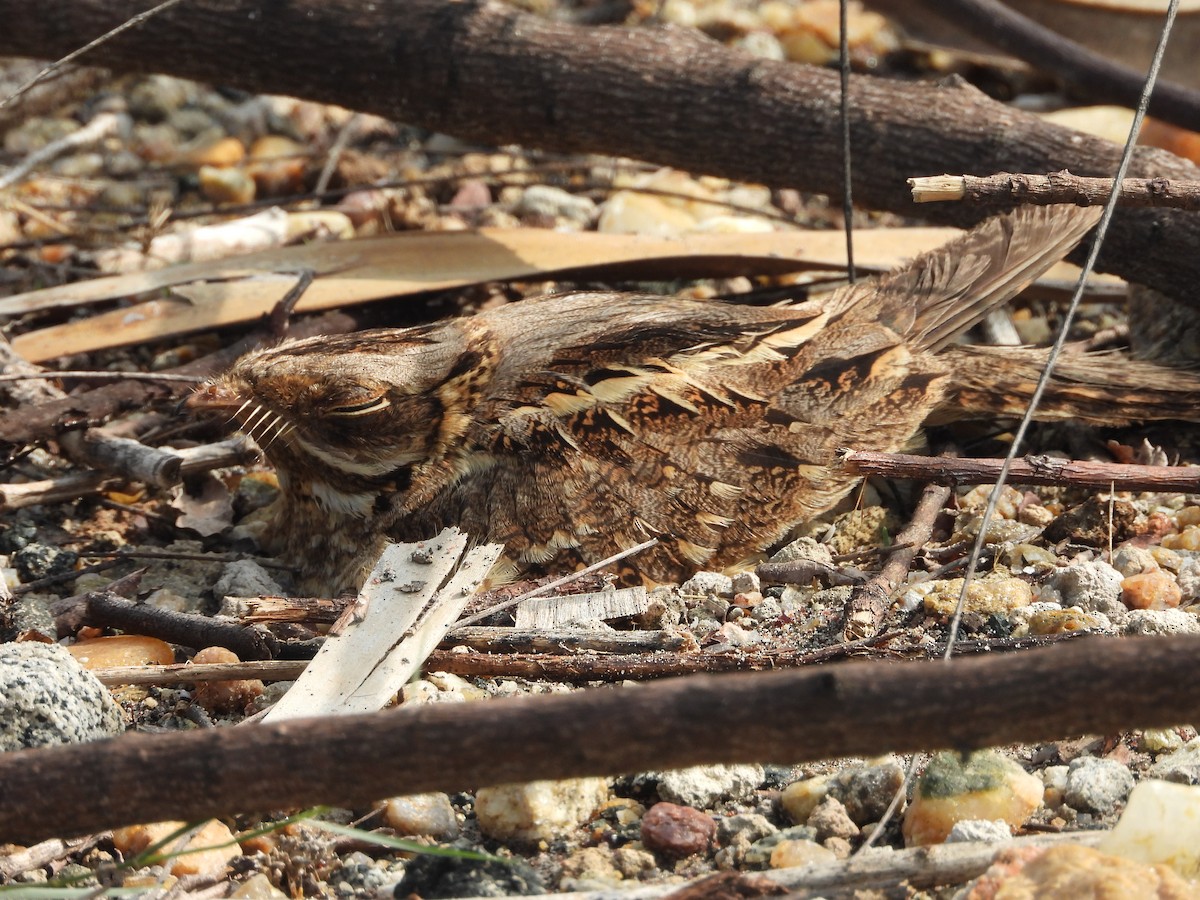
[69,634,174,668]
[191,646,264,714]
[1121,570,1182,610]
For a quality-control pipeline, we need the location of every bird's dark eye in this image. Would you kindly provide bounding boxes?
[328,395,390,417]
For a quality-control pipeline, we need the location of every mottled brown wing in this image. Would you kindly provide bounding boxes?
[439,295,941,581]
[826,204,1103,352]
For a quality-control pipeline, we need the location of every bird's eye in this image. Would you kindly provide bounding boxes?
[328,395,390,417]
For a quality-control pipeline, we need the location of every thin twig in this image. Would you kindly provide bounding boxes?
[910,171,1200,209]
[0,371,203,384]
[0,0,189,111]
[0,112,122,190]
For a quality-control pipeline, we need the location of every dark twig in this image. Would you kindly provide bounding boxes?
[266,268,315,338]
[5,633,1200,843]
[904,0,1200,132]
[84,592,279,660]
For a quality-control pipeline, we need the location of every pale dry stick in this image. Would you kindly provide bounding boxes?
[842,479,953,641]
[911,171,1200,209]
[945,0,1182,656]
[0,834,105,880]
[313,113,361,196]
[0,371,202,384]
[841,450,1200,492]
[0,111,123,190]
[454,536,659,627]
[0,0,188,110]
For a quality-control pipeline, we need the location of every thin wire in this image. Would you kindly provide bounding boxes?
[943,0,1182,658]
[0,0,189,111]
[839,0,856,283]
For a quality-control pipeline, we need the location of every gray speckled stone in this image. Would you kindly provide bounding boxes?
[0,643,123,751]
[1037,561,1126,619]
[652,763,765,808]
[213,559,284,603]
[1064,757,1134,815]
[1148,741,1200,784]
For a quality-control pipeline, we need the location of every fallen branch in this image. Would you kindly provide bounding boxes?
[3,633,1199,843]
[841,450,1200,492]
[911,172,1200,209]
[0,0,1198,303]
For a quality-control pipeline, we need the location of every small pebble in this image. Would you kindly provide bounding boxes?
[652,763,764,808]
[199,164,256,204]
[640,802,716,858]
[1099,780,1200,878]
[113,820,240,878]
[1063,757,1134,816]
[1121,569,1182,610]
[945,819,1012,843]
[769,838,836,869]
[475,777,608,843]
[780,775,831,825]
[69,635,174,669]
[920,573,1032,618]
[1164,525,1200,551]
[381,792,459,839]
[190,647,264,714]
[805,796,859,842]
[968,844,1195,896]
[902,751,1042,847]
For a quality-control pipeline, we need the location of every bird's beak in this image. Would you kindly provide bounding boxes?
[185,382,243,412]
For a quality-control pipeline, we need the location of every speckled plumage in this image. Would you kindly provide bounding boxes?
[189,205,1200,595]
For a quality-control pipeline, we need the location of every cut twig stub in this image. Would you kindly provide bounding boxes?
[264,529,503,721]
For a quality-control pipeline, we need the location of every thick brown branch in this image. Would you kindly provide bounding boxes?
[0,1,1198,303]
[2,634,1199,843]
[841,450,1200,491]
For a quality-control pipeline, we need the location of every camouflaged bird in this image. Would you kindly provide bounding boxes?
[189,204,1200,595]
